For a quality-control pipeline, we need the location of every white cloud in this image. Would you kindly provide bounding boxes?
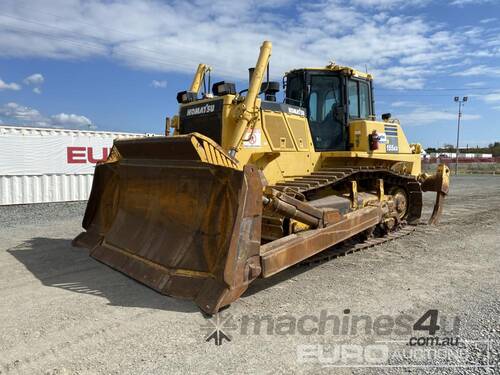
[351,0,431,8]
[479,18,496,24]
[0,102,94,128]
[0,78,21,91]
[50,112,92,127]
[390,101,418,108]
[23,73,44,85]
[450,0,494,5]
[479,90,500,104]
[0,0,491,90]
[151,79,167,88]
[0,102,46,125]
[464,82,486,88]
[371,66,429,89]
[23,73,44,94]
[452,65,500,77]
[397,106,481,126]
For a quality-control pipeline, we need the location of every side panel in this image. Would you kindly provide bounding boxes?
[261,111,297,151]
[318,152,421,176]
[285,115,312,151]
[235,105,317,185]
[179,99,224,144]
[349,120,412,154]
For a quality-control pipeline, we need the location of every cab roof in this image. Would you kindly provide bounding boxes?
[286,63,373,80]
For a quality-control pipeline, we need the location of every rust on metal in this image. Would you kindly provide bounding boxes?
[421,164,450,225]
[259,206,383,277]
[73,137,447,313]
[263,188,325,228]
[301,224,417,265]
[73,136,262,314]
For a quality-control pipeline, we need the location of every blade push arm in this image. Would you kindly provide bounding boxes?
[229,41,272,156]
[189,63,210,94]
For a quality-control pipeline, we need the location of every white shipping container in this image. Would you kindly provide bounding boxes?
[428,152,493,159]
[0,125,147,205]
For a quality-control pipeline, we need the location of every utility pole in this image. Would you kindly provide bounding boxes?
[454,96,468,176]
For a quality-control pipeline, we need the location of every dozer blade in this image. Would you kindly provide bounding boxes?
[73,134,263,314]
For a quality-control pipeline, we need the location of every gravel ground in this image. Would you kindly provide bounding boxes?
[0,175,498,374]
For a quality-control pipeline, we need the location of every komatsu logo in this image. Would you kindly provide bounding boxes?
[186,103,215,116]
[288,107,306,116]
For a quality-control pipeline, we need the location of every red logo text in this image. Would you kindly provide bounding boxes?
[67,146,109,164]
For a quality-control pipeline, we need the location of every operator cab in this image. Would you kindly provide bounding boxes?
[285,66,375,151]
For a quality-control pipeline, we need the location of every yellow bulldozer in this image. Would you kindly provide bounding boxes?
[74,41,450,314]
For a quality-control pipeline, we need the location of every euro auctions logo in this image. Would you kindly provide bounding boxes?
[67,146,109,164]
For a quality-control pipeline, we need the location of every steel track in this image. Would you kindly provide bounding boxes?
[263,166,423,241]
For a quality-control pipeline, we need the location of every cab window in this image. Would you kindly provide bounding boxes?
[323,90,336,119]
[348,79,371,119]
[309,92,317,121]
[348,80,359,118]
[359,81,370,118]
[285,75,304,106]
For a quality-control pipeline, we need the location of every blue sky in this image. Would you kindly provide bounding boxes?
[0,0,499,148]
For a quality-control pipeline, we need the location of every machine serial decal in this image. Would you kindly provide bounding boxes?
[386,143,399,153]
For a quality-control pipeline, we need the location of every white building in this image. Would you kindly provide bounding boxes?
[426,152,493,159]
[0,125,148,205]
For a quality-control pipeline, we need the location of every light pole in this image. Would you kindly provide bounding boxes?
[454,96,468,176]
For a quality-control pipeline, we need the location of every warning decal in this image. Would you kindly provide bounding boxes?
[243,129,262,148]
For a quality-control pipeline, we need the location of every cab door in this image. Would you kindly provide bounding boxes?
[307,74,347,151]
[347,78,372,120]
